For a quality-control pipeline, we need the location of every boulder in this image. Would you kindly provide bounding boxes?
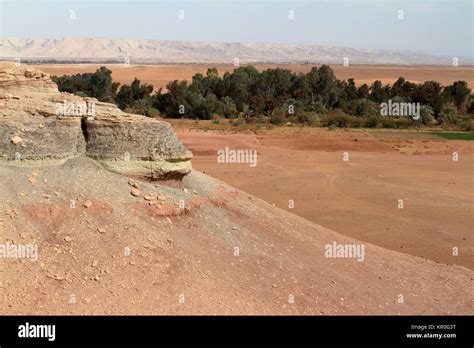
[0,62,192,179]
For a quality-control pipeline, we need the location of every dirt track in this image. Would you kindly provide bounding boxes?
[174,125,474,269]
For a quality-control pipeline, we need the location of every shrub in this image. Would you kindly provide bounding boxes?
[321,114,353,128]
[312,101,327,114]
[211,114,220,124]
[231,117,246,126]
[269,107,287,125]
[439,106,459,126]
[297,111,319,126]
[419,105,436,126]
[256,115,267,124]
[458,117,474,131]
[132,98,153,117]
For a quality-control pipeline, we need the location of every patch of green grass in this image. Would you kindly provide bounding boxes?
[432,132,474,140]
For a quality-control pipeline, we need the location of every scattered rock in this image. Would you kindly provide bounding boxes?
[83,200,93,208]
[10,136,23,144]
[28,176,37,186]
[130,188,142,197]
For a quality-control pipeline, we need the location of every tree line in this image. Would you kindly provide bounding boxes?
[51,65,473,129]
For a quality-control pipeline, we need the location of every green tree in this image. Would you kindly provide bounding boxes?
[369,80,387,103]
[443,81,471,112]
[132,98,152,116]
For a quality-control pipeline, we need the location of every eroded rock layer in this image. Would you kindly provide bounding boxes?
[0,62,192,179]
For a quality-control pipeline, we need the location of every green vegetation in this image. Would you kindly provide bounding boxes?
[432,132,474,140]
[52,65,473,129]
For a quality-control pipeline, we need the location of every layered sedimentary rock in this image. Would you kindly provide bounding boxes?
[0,62,192,178]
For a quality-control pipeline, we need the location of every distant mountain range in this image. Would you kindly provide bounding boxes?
[0,37,459,65]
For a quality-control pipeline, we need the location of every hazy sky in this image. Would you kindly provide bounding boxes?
[0,0,472,58]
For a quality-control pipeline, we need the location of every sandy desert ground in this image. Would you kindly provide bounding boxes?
[36,63,474,90]
[1,156,473,314]
[172,123,474,270]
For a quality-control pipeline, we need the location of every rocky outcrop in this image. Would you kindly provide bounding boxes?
[0,62,192,179]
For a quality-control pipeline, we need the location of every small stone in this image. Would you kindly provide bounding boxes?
[28,176,37,186]
[91,260,98,267]
[130,188,142,197]
[83,200,93,208]
[10,136,23,144]
[64,236,73,242]
[97,228,106,234]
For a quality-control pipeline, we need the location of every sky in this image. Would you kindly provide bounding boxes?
[0,0,472,58]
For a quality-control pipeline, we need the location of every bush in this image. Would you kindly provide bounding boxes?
[458,117,474,131]
[256,115,267,124]
[345,98,379,117]
[211,114,220,124]
[312,101,327,114]
[269,107,288,125]
[297,111,319,126]
[132,98,153,117]
[321,114,354,128]
[231,117,246,126]
[439,106,459,126]
[419,105,436,126]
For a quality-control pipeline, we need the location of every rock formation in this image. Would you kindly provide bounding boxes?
[0,62,192,179]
